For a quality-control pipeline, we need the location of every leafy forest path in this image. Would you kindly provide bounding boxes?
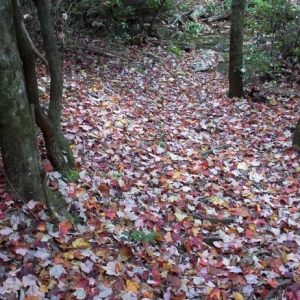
[1,38,300,299]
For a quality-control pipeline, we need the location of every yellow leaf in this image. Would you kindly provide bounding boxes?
[90,83,102,91]
[249,223,256,230]
[177,70,185,75]
[72,238,91,249]
[269,98,277,105]
[166,195,179,202]
[39,285,48,293]
[64,250,74,260]
[175,208,188,221]
[232,292,244,300]
[126,280,140,293]
[210,196,224,205]
[101,102,111,108]
[172,171,181,179]
[192,227,200,237]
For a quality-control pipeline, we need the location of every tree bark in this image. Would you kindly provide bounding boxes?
[293,118,300,151]
[33,0,75,169]
[12,0,73,177]
[0,0,45,202]
[228,0,246,98]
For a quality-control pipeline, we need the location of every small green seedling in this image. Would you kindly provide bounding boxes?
[121,230,157,244]
[66,170,79,182]
[167,45,182,58]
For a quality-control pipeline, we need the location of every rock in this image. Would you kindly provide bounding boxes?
[213,43,229,52]
[189,5,207,21]
[192,59,209,71]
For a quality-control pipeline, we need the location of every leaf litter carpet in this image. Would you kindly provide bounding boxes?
[0,43,300,300]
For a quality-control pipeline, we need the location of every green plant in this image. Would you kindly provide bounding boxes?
[109,1,135,22]
[244,0,300,78]
[224,0,232,11]
[121,230,158,244]
[185,21,204,34]
[248,0,300,55]
[136,64,145,73]
[148,0,174,11]
[167,45,182,58]
[112,172,122,179]
[244,44,281,79]
[66,170,80,182]
[205,0,231,16]
[178,3,189,10]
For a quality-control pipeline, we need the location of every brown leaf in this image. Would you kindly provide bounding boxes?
[120,246,133,260]
[166,275,181,289]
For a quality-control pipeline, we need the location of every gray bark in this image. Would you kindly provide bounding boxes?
[0,0,45,201]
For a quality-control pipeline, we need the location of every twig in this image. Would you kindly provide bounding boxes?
[188,213,235,224]
[200,144,232,156]
[203,235,222,245]
[75,44,131,61]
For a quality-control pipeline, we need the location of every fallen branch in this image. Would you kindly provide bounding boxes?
[265,278,293,300]
[200,144,231,156]
[188,213,235,224]
[203,235,222,245]
[206,13,231,22]
[75,44,131,61]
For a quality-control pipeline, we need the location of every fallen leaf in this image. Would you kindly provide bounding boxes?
[72,238,91,249]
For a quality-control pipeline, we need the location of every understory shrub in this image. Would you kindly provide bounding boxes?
[245,0,300,78]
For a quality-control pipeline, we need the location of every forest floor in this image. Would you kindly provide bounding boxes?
[1,23,300,300]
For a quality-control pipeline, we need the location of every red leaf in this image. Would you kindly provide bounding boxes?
[59,220,72,237]
[105,209,116,219]
[266,278,279,288]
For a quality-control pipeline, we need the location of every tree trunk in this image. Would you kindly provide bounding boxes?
[0,0,45,202]
[12,0,73,177]
[33,0,75,169]
[293,118,300,151]
[228,0,246,98]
